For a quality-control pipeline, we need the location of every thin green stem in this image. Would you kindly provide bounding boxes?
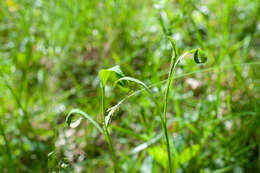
[163,117,173,173]
[162,76,174,173]
[162,44,178,173]
[101,86,118,173]
[144,87,173,172]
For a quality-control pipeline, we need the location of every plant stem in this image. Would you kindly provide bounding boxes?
[162,41,186,173]
[161,47,178,173]
[101,86,118,173]
[162,83,173,173]
[148,91,173,172]
[161,115,173,173]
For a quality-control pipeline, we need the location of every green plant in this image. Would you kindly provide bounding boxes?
[2,0,259,172]
[161,37,207,173]
[66,66,124,173]
[75,37,208,173]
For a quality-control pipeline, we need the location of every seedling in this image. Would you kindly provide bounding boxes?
[66,37,207,173]
[162,36,207,172]
[66,65,125,173]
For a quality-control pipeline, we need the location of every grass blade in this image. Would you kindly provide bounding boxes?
[114,76,149,90]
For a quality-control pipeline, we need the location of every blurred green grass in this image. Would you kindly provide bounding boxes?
[0,0,259,172]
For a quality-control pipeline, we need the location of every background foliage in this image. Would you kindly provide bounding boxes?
[0,0,259,172]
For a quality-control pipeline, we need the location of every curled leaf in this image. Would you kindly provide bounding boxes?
[114,76,150,92]
[106,77,151,126]
[99,65,125,87]
[66,109,104,134]
[194,49,207,64]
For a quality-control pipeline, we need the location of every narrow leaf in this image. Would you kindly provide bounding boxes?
[66,109,104,134]
[114,76,149,91]
[106,76,152,126]
[167,36,178,58]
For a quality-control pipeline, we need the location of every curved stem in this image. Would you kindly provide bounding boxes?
[163,81,173,173]
[162,47,188,173]
[146,88,173,173]
[101,86,118,173]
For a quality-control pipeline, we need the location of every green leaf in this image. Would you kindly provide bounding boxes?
[107,77,150,126]
[148,146,168,169]
[178,144,200,165]
[66,109,104,134]
[194,49,207,64]
[99,65,125,87]
[114,76,150,91]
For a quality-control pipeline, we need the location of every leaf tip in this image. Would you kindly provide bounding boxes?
[167,36,177,48]
[193,49,207,64]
